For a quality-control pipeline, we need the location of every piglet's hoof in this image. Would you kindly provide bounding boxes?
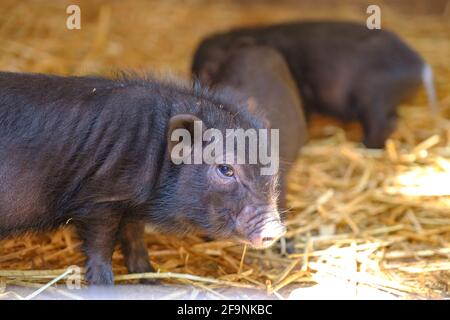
[86,263,115,286]
[128,266,160,285]
[137,277,160,285]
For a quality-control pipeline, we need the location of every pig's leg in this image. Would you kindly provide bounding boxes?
[119,218,156,284]
[75,211,122,285]
[359,98,397,149]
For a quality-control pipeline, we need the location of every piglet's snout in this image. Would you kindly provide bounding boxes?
[250,220,286,249]
[236,205,286,249]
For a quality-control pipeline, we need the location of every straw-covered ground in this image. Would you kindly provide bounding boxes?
[0,0,449,299]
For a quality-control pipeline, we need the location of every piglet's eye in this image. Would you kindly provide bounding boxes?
[217,164,234,178]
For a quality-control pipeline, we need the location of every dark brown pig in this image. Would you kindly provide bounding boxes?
[192,21,438,148]
[0,71,285,285]
[203,46,308,210]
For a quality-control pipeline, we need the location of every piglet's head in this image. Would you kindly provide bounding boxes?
[164,113,285,250]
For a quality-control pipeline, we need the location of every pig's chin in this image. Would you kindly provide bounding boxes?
[237,237,278,250]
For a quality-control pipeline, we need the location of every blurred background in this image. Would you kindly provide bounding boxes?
[0,0,448,300]
[0,0,447,78]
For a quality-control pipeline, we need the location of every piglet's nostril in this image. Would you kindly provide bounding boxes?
[262,237,275,243]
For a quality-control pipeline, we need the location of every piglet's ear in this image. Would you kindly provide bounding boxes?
[167,114,203,160]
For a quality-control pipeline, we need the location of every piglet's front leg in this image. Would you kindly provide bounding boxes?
[359,97,397,149]
[75,209,122,285]
[119,217,156,284]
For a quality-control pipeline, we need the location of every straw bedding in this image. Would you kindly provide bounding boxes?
[0,0,448,299]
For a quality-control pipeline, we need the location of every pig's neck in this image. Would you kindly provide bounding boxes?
[124,97,199,206]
